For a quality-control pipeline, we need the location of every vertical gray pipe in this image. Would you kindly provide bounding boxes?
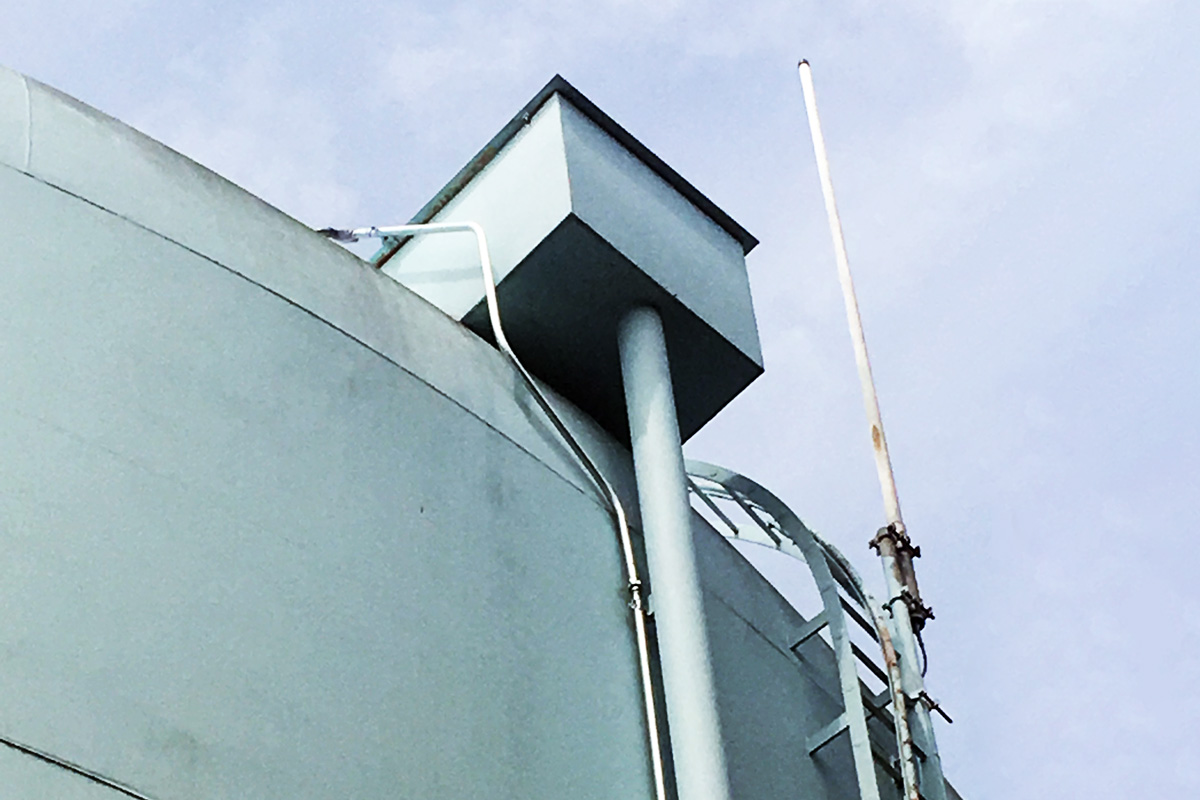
[618,306,731,800]
[878,544,947,800]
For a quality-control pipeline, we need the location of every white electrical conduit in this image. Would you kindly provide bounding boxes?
[328,221,668,800]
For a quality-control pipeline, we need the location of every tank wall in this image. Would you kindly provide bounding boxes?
[0,163,653,799]
[0,66,641,513]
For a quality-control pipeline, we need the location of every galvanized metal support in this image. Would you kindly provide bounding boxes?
[619,307,732,800]
[874,529,947,800]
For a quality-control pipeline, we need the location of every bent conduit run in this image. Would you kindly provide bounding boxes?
[320,221,669,800]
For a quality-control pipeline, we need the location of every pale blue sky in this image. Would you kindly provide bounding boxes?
[4,2,1198,796]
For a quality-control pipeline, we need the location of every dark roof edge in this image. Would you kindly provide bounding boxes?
[409,74,758,256]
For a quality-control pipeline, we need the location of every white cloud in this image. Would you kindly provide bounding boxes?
[375,0,812,112]
[380,9,540,107]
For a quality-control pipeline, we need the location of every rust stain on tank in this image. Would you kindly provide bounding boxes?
[871,424,883,451]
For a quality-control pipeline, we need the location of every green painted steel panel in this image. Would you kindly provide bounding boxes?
[0,67,28,169]
[0,747,131,799]
[0,161,653,798]
[382,96,574,318]
[558,98,761,365]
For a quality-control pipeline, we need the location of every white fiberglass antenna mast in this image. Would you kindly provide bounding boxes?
[797,60,947,800]
[797,60,903,533]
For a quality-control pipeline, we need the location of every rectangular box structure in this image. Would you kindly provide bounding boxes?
[380,77,763,442]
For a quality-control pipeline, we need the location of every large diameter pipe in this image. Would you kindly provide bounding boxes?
[619,306,731,800]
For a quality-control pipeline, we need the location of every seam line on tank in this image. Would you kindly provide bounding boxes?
[0,734,156,799]
[6,169,615,519]
[709,590,848,705]
[707,590,813,664]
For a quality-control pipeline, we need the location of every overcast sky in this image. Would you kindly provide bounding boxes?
[4,2,1198,797]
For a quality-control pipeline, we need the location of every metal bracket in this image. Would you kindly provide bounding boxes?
[807,713,849,754]
[872,523,935,632]
[790,611,829,650]
[918,691,954,724]
[869,522,919,559]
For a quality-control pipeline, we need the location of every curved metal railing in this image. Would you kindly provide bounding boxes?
[685,461,918,800]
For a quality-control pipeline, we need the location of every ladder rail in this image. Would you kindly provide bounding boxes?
[687,462,886,800]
